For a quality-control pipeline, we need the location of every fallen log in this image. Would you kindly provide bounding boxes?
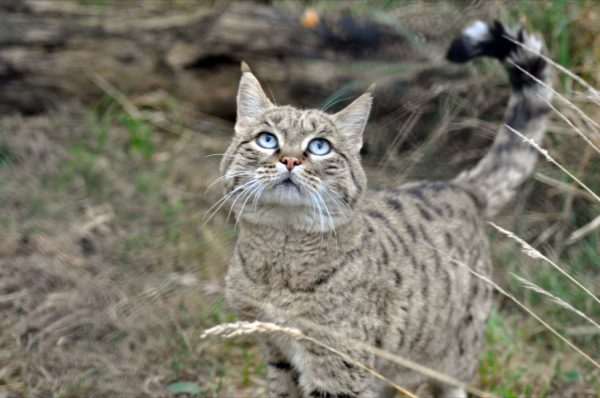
[0,1,476,119]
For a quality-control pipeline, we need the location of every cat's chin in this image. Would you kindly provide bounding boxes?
[237,206,341,233]
[232,181,350,232]
[235,193,351,233]
[258,184,312,207]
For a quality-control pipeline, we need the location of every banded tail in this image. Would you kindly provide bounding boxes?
[447,21,553,217]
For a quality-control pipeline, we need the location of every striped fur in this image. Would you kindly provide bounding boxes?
[448,20,553,216]
[220,21,551,398]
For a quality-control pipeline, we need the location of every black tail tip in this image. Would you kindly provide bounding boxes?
[446,20,516,63]
[446,37,479,63]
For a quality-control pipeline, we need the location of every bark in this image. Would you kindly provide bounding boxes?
[0,0,463,119]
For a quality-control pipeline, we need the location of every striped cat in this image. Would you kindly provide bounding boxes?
[219,20,552,397]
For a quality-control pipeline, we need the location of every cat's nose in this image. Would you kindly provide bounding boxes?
[280,156,301,171]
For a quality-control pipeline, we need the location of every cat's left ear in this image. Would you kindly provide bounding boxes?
[237,61,273,124]
[332,84,374,152]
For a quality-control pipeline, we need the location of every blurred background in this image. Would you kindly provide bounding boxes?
[0,0,599,397]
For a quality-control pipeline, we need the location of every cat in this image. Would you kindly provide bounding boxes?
[219,20,552,398]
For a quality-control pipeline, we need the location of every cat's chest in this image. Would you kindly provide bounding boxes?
[227,238,359,322]
[239,242,339,290]
[227,223,367,320]
[227,249,327,322]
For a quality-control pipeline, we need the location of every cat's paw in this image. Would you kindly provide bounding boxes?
[446,20,542,64]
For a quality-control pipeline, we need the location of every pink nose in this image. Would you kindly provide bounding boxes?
[280,156,301,171]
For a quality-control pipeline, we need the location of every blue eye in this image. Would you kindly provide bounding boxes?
[307,138,331,156]
[256,133,278,149]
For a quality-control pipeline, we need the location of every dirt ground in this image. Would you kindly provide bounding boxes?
[1,1,600,398]
[0,104,254,397]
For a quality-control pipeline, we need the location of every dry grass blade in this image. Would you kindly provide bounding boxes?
[87,71,142,119]
[541,95,600,154]
[504,35,600,106]
[534,172,596,202]
[511,273,600,333]
[87,71,183,136]
[566,214,600,245]
[202,317,497,398]
[423,243,600,371]
[202,321,419,398]
[566,326,600,336]
[398,105,459,180]
[379,110,422,167]
[507,61,600,137]
[505,124,600,204]
[489,222,600,307]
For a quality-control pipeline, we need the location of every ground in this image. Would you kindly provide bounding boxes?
[1,1,600,397]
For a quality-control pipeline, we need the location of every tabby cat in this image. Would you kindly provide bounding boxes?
[219,20,552,397]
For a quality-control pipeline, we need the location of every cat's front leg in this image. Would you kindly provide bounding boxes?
[295,338,378,398]
[260,339,302,398]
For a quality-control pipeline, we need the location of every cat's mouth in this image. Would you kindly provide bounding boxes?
[276,177,301,192]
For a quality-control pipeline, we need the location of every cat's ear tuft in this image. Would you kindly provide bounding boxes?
[240,60,251,73]
[332,89,373,152]
[237,65,272,122]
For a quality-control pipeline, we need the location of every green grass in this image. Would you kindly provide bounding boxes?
[2,1,599,397]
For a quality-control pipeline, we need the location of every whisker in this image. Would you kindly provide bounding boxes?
[203,180,256,227]
[204,185,245,220]
[204,153,246,159]
[226,180,260,225]
[312,190,326,244]
[252,185,265,212]
[314,189,338,248]
[323,187,352,215]
[306,190,319,231]
[205,179,255,215]
[204,171,254,196]
[329,188,351,209]
[307,190,324,244]
[235,181,264,228]
[320,95,354,112]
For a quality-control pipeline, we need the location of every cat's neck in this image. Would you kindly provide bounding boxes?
[237,203,351,235]
[235,217,364,291]
[237,215,363,257]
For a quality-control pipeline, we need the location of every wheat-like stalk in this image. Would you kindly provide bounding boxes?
[539,94,600,154]
[202,233,600,398]
[504,35,600,106]
[489,222,600,307]
[567,214,600,245]
[423,242,600,371]
[202,311,497,398]
[511,273,600,333]
[505,125,600,204]
[202,321,419,398]
[507,60,600,137]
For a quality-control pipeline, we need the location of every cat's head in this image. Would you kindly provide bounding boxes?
[220,63,372,232]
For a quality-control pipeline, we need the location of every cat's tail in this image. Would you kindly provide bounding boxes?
[447,21,553,217]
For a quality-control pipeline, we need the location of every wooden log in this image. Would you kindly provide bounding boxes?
[0,1,444,118]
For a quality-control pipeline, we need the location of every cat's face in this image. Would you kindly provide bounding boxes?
[219,64,372,232]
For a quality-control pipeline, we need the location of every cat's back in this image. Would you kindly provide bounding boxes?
[360,179,491,295]
[361,180,486,256]
[360,180,493,381]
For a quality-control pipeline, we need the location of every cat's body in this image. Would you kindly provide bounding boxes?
[227,180,491,396]
[221,21,552,397]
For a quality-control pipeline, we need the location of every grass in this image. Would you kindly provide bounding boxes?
[470,3,600,393]
[0,100,244,396]
[1,0,600,397]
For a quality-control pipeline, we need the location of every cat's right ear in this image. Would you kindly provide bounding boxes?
[236,61,273,123]
[332,84,374,153]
